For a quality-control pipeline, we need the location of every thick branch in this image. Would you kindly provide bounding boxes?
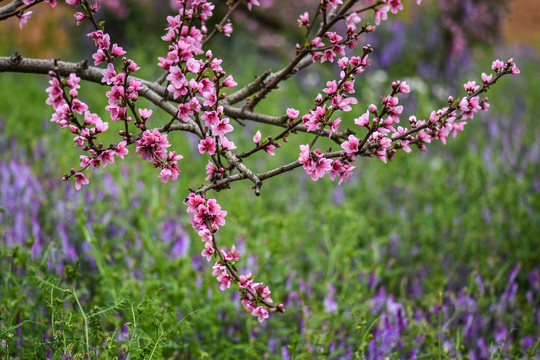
[0,0,23,20]
[0,55,202,136]
[0,55,352,141]
[221,150,262,196]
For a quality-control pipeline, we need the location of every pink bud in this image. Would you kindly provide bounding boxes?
[253,130,262,144]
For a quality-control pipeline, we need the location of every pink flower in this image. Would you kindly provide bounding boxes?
[222,23,233,37]
[198,229,213,243]
[329,117,341,137]
[481,73,493,84]
[198,137,217,155]
[201,242,214,261]
[114,141,129,159]
[374,6,389,26]
[220,136,237,150]
[97,34,110,50]
[111,43,126,57]
[326,32,343,44]
[311,37,324,48]
[184,193,205,214]
[126,59,140,73]
[138,108,152,120]
[158,165,179,183]
[341,134,359,157]
[94,119,109,133]
[251,306,269,323]
[217,273,232,291]
[308,151,333,181]
[222,75,237,88]
[332,94,357,112]
[399,81,410,93]
[327,0,343,9]
[212,262,227,277]
[346,13,362,28]
[330,160,355,185]
[342,80,355,93]
[451,121,467,137]
[166,66,188,98]
[199,2,214,19]
[18,11,32,29]
[224,245,240,261]
[98,150,115,168]
[417,129,431,144]
[177,102,194,122]
[321,49,336,63]
[92,49,107,66]
[105,104,127,122]
[491,59,505,73]
[323,80,338,95]
[286,108,300,119]
[71,99,88,114]
[265,144,276,156]
[242,296,257,313]
[135,129,170,161]
[205,161,218,181]
[210,118,233,138]
[106,85,124,105]
[511,65,520,74]
[238,275,254,291]
[74,172,89,190]
[73,135,85,147]
[202,88,217,107]
[256,284,273,302]
[463,81,480,93]
[388,0,403,14]
[66,73,81,90]
[298,144,312,167]
[101,63,117,85]
[354,111,370,127]
[298,12,309,27]
[201,111,217,128]
[247,0,261,11]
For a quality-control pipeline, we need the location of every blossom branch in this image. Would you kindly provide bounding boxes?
[0,55,353,141]
[242,0,365,111]
[206,227,283,313]
[201,0,241,47]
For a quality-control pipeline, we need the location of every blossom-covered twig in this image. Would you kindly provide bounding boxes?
[0,0,519,323]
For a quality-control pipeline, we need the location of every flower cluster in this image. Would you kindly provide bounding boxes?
[296,51,372,184]
[184,193,283,322]
[135,130,183,183]
[6,0,519,325]
[158,5,240,160]
[298,56,519,182]
[45,70,131,189]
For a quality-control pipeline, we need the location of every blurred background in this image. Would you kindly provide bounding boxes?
[1,1,539,359]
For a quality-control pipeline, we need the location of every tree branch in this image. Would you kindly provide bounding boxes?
[0,0,23,20]
[0,55,203,136]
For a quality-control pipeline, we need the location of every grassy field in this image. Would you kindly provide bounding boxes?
[1,3,539,360]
